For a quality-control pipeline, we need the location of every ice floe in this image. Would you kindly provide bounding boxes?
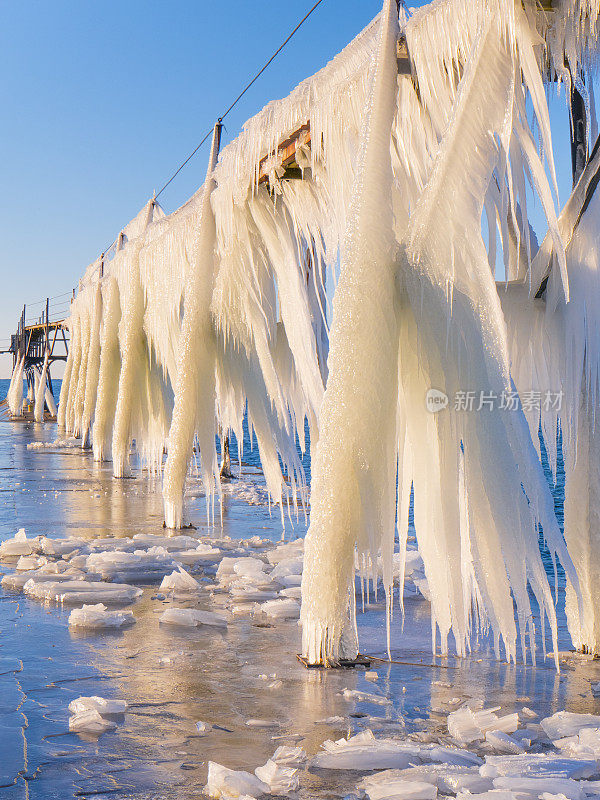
[480,753,597,780]
[68,695,126,737]
[86,549,178,583]
[68,603,135,629]
[159,566,201,594]
[448,706,519,744]
[24,578,143,605]
[257,598,300,619]
[206,761,269,799]
[68,696,127,715]
[158,607,228,629]
[541,711,600,740]
[69,709,116,735]
[0,529,39,558]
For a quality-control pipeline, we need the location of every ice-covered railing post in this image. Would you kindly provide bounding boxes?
[92,276,121,462]
[163,120,223,529]
[300,0,400,665]
[504,48,600,654]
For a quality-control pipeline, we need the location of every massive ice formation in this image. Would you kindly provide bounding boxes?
[503,143,600,654]
[25,0,600,662]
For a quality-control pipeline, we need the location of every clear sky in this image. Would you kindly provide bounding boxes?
[0,1,577,377]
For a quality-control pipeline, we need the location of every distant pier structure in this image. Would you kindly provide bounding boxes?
[1,295,71,420]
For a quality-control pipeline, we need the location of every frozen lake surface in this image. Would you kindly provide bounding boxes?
[2,414,600,799]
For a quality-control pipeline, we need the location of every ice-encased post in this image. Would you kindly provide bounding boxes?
[111,242,146,478]
[72,308,91,439]
[564,394,600,653]
[34,352,49,423]
[300,0,400,665]
[81,283,102,448]
[163,121,222,529]
[57,315,75,428]
[7,353,25,417]
[64,314,82,433]
[93,276,121,462]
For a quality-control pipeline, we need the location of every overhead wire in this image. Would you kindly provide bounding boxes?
[5,0,328,331]
[154,0,326,200]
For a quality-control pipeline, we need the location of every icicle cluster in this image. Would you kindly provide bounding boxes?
[503,138,600,653]
[300,0,588,666]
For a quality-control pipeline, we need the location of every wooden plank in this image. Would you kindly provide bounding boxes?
[296,653,371,669]
[258,124,310,185]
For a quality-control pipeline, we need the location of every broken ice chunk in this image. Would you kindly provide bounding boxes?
[206,761,269,799]
[159,608,227,629]
[196,721,211,734]
[269,556,303,578]
[521,707,538,719]
[363,777,437,799]
[484,730,525,754]
[86,549,177,583]
[176,543,223,566]
[0,529,38,558]
[480,753,596,780]
[362,765,490,796]
[342,688,391,705]
[40,536,87,556]
[254,759,299,795]
[159,566,200,594]
[258,598,300,619]
[541,710,600,740]
[233,557,267,577]
[448,707,518,744]
[68,604,135,629]
[553,726,600,758]
[24,578,143,605]
[245,719,281,729]
[267,538,304,566]
[270,746,306,766]
[68,696,127,715]
[493,775,584,799]
[311,730,419,770]
[280,586,302,600]
[2,567,77,591]
[69,709,117,735]
[16,554,47,571]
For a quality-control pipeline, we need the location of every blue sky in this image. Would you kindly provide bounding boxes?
[0,1,577,377]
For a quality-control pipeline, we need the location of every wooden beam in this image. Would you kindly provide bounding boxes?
[258,124,310,186]
[397,35,410,75]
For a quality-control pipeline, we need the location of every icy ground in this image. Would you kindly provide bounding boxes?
[2,422,600,799]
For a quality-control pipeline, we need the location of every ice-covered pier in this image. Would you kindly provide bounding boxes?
[7,0,600,671]
[1,296,70,421]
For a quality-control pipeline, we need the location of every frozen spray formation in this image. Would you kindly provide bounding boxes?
[301,0,401,665]
[26,0,600,661]
[503,142,600,654]
[302,0,580,666]
[162,124,223,530]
